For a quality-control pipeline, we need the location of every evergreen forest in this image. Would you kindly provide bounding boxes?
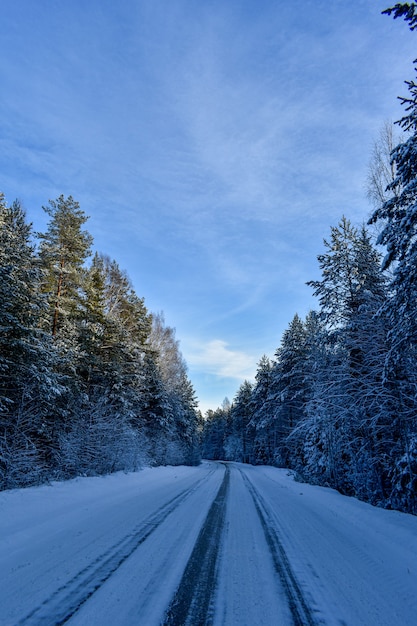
[0,193,201,489]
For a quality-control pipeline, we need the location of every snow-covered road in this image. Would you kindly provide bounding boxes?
[1,462,416,625]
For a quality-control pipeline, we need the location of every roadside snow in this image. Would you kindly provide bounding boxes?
[0,464,219,625]
[242,465,417,625]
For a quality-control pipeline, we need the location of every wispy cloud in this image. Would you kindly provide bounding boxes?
[186,339,256,381]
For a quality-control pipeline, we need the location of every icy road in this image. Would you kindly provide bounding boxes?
[1,462,417,626]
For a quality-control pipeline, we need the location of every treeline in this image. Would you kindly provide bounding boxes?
[0,193,200,490]
[203,214,417,514]
[203,6,417,515]
[202,218,417,513]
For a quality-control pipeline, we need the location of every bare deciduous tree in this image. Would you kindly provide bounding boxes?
[366,120,403,209]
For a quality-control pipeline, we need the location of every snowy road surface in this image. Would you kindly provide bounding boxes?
[1,462,417,625]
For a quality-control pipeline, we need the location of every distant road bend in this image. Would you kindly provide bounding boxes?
[2,461,417,626]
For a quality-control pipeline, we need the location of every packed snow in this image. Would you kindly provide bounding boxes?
[1,461,416,625]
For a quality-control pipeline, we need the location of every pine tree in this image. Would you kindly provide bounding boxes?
[38,195,93,341]
[78,252,109,388]
[35,196,94,474]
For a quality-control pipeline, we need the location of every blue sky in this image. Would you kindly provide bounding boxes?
[1,1,415,413]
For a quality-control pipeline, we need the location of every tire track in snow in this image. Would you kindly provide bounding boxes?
[163,463,230,626]
[17,468,218,626]
[239,468,319,626]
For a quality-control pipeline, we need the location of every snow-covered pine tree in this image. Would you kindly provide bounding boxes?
[78,252,109,389]
[36,196,95,475]
[0,195,64,487]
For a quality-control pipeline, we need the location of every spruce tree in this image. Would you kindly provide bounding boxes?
[275,316,307,423]
[0,196,42,405]
[305,220,391,495]
[140,351,172,464]
[227,381,254,463]
[368,6,417,361]
[0,195,64,487]
[367,5,417,512]
[201,408,227,460]
[250,355,275,464]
